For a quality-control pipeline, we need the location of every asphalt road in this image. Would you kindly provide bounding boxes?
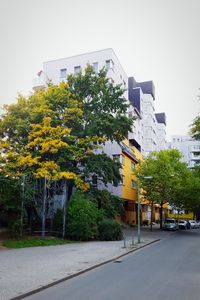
[25,229,200,300]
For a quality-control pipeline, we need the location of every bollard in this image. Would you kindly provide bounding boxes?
[123,235,126,248]
[131,235,134,245]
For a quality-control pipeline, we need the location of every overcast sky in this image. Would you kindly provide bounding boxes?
[0,0,199,140]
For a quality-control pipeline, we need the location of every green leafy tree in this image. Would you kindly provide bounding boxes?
[136,149,189,229]
[67,66,133,143]
[0,174,21,224]
[191,115,200,140]
[176,166,200,219]
[0,66,134,232]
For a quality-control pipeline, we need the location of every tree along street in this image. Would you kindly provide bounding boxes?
[25,229,200,300]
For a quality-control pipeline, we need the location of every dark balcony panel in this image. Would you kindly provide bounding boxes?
[128,77,155,100]
[129,138,141,152]
[155,113,166,125]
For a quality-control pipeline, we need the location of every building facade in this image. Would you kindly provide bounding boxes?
[33,48,167,224]
[168,135,200,168]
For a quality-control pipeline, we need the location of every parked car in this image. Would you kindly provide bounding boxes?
[196,221,200,228]
[189,220,199,229]
[178,220,188,229]
[163,219,178,231]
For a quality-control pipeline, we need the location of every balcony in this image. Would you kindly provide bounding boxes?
[32,77,45,90]
[191,152,200,161]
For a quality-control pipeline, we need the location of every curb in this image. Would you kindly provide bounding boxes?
[11,239,160,300]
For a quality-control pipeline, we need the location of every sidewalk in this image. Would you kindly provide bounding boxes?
[0,227,166,300]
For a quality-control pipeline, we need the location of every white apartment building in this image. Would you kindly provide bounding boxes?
[168,135,200,168]
[128,77,166,156]
[33,48,167,157]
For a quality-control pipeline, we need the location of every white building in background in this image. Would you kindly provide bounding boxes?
[168,135,200,168]
[33,48,167,157]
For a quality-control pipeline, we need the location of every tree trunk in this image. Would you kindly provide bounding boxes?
[62,181,74,238]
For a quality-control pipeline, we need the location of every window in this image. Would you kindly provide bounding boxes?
[74,66,81,73]
[60,68,67,78]
[131,162,135,171]
[113,154,120,163]
[131,180,136,189]
[92,62,98,73]
[105,59,114,70]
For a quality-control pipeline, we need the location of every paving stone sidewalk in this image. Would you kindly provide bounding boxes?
[0,233,159,300]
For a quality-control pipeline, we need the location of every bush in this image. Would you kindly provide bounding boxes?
[67,191,102,241]
[8,219,22,236]
[53,208,63,232]
[98,219,122,241]
[89,189,125,218]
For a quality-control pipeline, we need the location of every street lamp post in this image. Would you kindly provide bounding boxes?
[137,176,141,243]
[137,176,153,243]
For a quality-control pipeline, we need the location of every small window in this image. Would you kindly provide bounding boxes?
[131,162,135,171]
[92,62,98,73]
[113,154,120,163]
[121,175,125,185]
[60,68,67,78]
[74,66,81,73]
[105,59,114,70]
[131,180,136,189]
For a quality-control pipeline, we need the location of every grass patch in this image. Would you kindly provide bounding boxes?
[3,237,75,249]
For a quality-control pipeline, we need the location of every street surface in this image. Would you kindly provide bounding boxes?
[25,229,200,300]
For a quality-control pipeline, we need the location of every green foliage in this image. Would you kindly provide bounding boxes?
[89,189,125,218]
[136,149,190,228]
[191,115,200,140]
[8,219,22,236]
[85,153,122,186]
[3,238,73,249]
[0,65,134,193]
[67,66,133,142]
[0,65,135,234]
[175,167,200,219]
[136,149,188,204]
[53,208,63,232]
[0,174,21,215]
[98,219,122,241]
[67,191,102,241]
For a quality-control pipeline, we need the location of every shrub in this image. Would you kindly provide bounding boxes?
[67,190,102,241]
[53,208,63,232]
[98,219,122,241]
[8,219,22,236]
[89,189,125,218]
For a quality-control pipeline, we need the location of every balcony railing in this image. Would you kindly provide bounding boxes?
[32,77,45,90]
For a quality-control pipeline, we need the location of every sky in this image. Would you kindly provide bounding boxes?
[0,0,199,140]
